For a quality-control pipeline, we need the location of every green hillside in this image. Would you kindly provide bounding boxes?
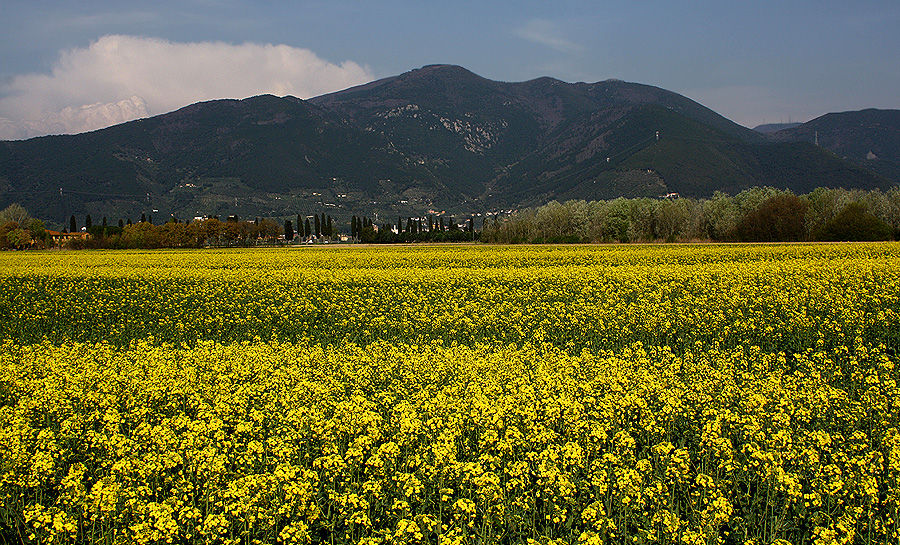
[0,66,893,226]
[771,109,900,183]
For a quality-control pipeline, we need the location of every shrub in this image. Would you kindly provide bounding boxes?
[821,202,893,241]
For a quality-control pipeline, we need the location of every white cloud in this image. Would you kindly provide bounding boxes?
[514,19,582,53]
[0,35,373,139]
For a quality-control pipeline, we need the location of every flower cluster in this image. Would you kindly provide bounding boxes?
[0,243,898,544]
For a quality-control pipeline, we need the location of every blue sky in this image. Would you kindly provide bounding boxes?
[1,0,898,138]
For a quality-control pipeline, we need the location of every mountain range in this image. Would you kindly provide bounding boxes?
[767,109,900,185]
[0,64,896,226]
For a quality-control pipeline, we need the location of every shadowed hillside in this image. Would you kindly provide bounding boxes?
[0,65,893,225]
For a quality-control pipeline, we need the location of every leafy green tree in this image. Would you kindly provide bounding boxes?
[735,194,808,242]
[360,224,377,243]
[821,202,893,241]
[886,187,900,236]
[6,228,31,249]
[26,219,47,244]
[0,222,17,249]
[805,188,849,239]
[734,187,784,215]
[654,198,700,242]
[602,198,632,242]
[702,191,741,240]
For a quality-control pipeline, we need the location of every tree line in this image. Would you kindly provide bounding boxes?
[1,205,479,249]
[481,187,900,244]
[5,186,900,249]
[350,214,476,243]
[0,208,307,250]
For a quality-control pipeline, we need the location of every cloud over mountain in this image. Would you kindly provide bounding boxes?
[513,19,582,53]
[0,35,373,139]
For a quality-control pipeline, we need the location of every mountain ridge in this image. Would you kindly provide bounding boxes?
[768,108,900,182]
[0,65,894,225]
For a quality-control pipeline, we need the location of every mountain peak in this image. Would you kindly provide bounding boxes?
[397,64,491,84]
[417,64,470,73]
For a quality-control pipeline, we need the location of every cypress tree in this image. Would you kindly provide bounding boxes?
[304,218,311,237]
[102,216,107,227]
[85,215,92,229]
[284,220,294,241]
[69,215,77,233]
[141,213,146,223]
[314,214,321,237]
[118,219,124,228]
[440,217,445,231]
[127,218,132,226]
[297,214,302,236]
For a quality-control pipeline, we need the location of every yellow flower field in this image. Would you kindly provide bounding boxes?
[1,244,899,544]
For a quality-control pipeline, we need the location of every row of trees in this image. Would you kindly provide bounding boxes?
[64,217,289,249]
[2,203,480,249]
[481,187,900,243]
[351,214,477,243]
[7,186,900,249]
